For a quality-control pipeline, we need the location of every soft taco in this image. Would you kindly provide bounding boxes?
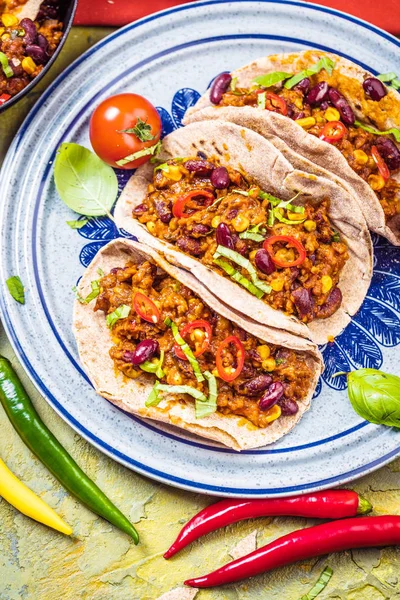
[184,50,400,244]
[114,120,372,345]
[73,239,323,451]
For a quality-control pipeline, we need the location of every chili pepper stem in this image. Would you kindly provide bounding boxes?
[357,496,373,515]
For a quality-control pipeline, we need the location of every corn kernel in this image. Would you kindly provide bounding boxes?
[249,249,258,261]
[1,32,10,40]
[353,149,369,165]
[295,117,316,129]
[263,357,276,372]
[211,215,221,228]
[367,157,376,169]
[368,173,385,191]
[146,221,156,233]
[275,248,295,263]
[191,328,205,343]
[265,404,282,423]
[232,214,250,232]
[21,56,36,75]
[170,371,183,385]
[293,97,303,109]
[165,165,182,181]
[0,27,4,36]
[257,345,270,360]
[315,114,326,124]
[287,211,305,221]
[304,219,317,232]
[270,278,285,292]
[212,368,219,378]
[2,13,19,27]
[324,107,341,121]
[321,275,333,294]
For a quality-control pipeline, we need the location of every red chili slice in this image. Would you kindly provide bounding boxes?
[319,121,347,143]
[263,235,307,268]
[133,292,160,324]
[371,145,390,181]
[0,93,11,106]
[174,319,213,360]
[172,190,215,218]
[256,90,288,116]
[216,335,245,382]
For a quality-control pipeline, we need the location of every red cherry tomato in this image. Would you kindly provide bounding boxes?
[133,292,160,324]
[172,190,215,218]
[89,93,162,169]
[174,320,213,360]
[256,90,288,116]
[215,335,245,382]
[371,145,390,181]
[319,121,347,144]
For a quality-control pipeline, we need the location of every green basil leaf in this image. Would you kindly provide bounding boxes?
[66,218,89,229]
[116,140,161,167]
[196,370,218,419]
[354,120,400,143]
[140,350,165,379]
[6,276,25,304]
[257,91,266,109]
[252,71,292,87]
[117,117,155,142]
[106,304,131,328]
[300,567,333,600]
[166,319,205,382]
[0,52,13,78]
[213,258,265,299]
[347,368,400,427]
[54,143,118,218]
[284,57,336,89]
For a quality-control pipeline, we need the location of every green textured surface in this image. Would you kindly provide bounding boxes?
[0,26,400,600]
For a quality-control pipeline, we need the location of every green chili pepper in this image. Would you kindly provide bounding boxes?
[0,357,139,543]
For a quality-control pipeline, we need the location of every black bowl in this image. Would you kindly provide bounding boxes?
[0,0,78,113]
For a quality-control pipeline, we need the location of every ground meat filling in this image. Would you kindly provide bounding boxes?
[94,261,313,428]
[133,156,349,323]
[0,1,63,101]
[220,79,400,219]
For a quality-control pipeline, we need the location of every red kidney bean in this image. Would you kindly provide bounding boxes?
[26,44,48,64]
[191,223,212,236]
[305,82,329,105]
[20,18,37,45]
[255,249,275,275]
[9,59,23,76]
[315,287,342,319]
[37,34,49,54]
[210,72,232,105]
[247,349,261,362]
[124,339,159,366]
[363,77,387,101]
[133,203,146,215]
[211,166,230,189]
[184,160,215,175]
[176,236,203,256]
[294,77,311,94]
[294,111,305,120]
[279,398,299,416]
[216,223,234,249]
[234,237,248,256]
[259,382,285,411]
[226,208,238,220]
[320,100,331,110]
[286,106,295,119]
[376,137,400,171]
[292,287,314,318]
[239,363,257,379]
[154,199,172,223]
[241,375,273,396]
[328,87,355,125]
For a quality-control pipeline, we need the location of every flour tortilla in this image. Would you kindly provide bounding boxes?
[11,0,43,20]
[184,50,400,245]
[73,239,322,451]
[114,120,372,345]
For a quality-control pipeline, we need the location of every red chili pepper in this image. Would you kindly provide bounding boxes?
[215,335,245,382]
[164,490,371,559]
[184,515,400,588]
[0,93,11,106]
[172,190,214,218]
[174,319,213,360]
[133,292,160,324]
[319,120,347,143]
[263,235,306,268]
[371,145,390,181]
[256,90,288,116]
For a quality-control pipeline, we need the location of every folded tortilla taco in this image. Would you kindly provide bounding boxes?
[7,0,43,20]
[114,120,372,345]
[184,50,400,245]
[73,239,323,451]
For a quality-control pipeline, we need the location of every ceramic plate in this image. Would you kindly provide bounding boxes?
[1,0,400,497]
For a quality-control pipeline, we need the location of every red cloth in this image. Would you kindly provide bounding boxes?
[74,0,399,34]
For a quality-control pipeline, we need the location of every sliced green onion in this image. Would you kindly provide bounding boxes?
[196,370,218,418]
[354,120,400,143]
[214,246,271,294]
[140,350,165,379]
[273,209,306,225]
[377,72,397,82]
[116,140,161,167]
[257,91,266,109]
[165,318,205,382]
[106,304,131,328]
[284,57,335,89]
[214,258,265,299]
[73,279,101,305]
[0,52,14,78]
[252,71,292,87]
[146,382,208,408]
[300,566,333,600]
[239,222,267,242]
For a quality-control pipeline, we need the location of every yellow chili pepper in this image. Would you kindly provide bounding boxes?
[0,458,72,535]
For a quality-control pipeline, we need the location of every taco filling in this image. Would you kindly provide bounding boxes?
[213,59,400,220]
[92,259,314,428]
[132,156,349,323]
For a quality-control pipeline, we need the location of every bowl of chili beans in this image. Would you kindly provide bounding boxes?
[0,0,77,112]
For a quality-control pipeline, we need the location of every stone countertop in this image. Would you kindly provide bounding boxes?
[0,27,399,600]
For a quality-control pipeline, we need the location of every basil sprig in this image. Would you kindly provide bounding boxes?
[347,368,400,427]
[354,120,400,143]
[6,276,25,304]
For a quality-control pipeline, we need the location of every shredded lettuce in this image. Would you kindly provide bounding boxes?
[165,318,205,382]
[354,120,400,143]
[116,140,161,167]
[196,371,218,418]
[106,304,131,328]
[257,91,266,109]
[273,208,306,225]
[252,71,292,88]
[284,57,336,89]
[239,222,267,242]
[214,258,265,299]
[140,350,165,379]
[214,246,271,294]
[145,381,208,408]
[73,279,101,304]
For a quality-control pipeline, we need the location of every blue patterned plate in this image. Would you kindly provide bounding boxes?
[1,0,400,497]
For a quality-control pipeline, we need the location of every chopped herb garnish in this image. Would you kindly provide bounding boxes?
[300,567,333,600]
[66,218,89,229]
[117,117,155,142]
[165,318,205,382]
[196,371,218,418]
[253,71,292,88]
[284,57,336,89]
[6,276,25,304]
[354,120,400,143]
[73,279,101,304]
[214,246,271,295]
[116,140,161,167]
[106,304,131,328]
[257,91,266,109]
[140,350,165,379]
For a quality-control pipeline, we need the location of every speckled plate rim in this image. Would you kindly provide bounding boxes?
[1,0,400,497]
